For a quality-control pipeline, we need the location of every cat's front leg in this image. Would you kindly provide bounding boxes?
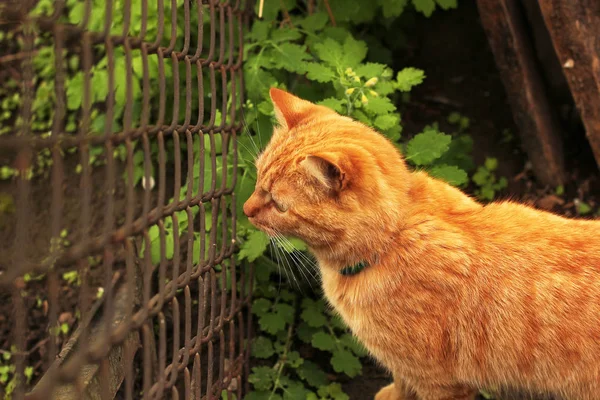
[374,378,417,400]
[410,382,477,400]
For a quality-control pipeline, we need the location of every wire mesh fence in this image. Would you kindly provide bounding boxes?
[0,0,252,398]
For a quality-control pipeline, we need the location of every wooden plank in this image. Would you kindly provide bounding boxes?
[538,0,600,169]
[476,0,566,186]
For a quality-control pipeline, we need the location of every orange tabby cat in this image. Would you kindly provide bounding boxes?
[243,88,600,400]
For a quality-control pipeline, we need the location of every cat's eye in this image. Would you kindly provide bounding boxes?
[274,200,288,213]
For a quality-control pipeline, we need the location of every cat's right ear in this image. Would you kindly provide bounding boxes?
[301,153,349,192]
[269,88,315,130]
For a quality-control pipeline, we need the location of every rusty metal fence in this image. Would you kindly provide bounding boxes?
[0,0,252,398]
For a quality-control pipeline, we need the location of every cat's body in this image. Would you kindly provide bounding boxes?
[243,88,600,400]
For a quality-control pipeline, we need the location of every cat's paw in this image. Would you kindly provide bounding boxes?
[374,383,401,400]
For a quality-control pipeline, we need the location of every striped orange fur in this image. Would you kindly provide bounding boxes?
[243,88,600,400]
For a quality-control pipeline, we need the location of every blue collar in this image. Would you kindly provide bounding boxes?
[340,260,369,276]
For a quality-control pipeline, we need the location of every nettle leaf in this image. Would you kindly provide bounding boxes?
[297,360,328,388]
[331,349,362,377]
[412,0,436,16]
[436,0,458,10]
[299,12,329,32]
[252,336,275,359]
[354,62,386,78]
[311,331,336,351]
[238,230,270,262]
[405,128,451,165]
[364,97,396,115]
[396,67,425,92]
[260,312,286,335]
[304,63,336,83]
[318,98,345,114]
[251,298,272,316]
[429,165,468,186]
[249,366,276,391]
[374,114,399,131]
[379,0,409,18]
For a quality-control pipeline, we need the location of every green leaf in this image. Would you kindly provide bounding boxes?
[274,303,295,324]
[331,349,362,377]
[318,383,349,400]
[396,67,425,92]
[364,97,396,115]
[251,298,272,317]
[354,62,386,78]
[311,331,336,351]
[299,12,329,32]
[286,351,304,368]
[297,361,328,388]
[339,333,368,357]
[259,312,286,335]
[436,0,458,10]
[412,0,436,16]
[318,98,345,114]
[271,27,302,43]
[304,63,336,83]
[254,0,295,21]
[239,230,270,262]
[283,381,311,400]
[66,72,83,110]
[484,157,499,171]
[374,114,399,131]
[272,43,311,73]
[300,306,327,328]
[249,366,276,391]
[428,165,468,186]
[379,0,409,18]
[342,36,368,68]
[405,128,451,165]
[249,20,270,42]
[313,38,344,68]
[296,322,319,343]
[472,167,490,186]
[252,336,275,359]
[245,392,280,400]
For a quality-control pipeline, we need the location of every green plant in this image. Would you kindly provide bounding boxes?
[472,157,507,201]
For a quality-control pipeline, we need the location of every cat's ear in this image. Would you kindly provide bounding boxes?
[269,87,316,130]
[301,153,348,192]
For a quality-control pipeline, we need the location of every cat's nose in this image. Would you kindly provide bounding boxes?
[243,199,259,218]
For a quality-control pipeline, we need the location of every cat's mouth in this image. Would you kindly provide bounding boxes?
[247,217,277,237]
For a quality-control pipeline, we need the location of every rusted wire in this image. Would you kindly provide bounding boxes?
[0,0,253,399]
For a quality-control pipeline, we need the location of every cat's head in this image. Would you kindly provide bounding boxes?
[243,88,411,258]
